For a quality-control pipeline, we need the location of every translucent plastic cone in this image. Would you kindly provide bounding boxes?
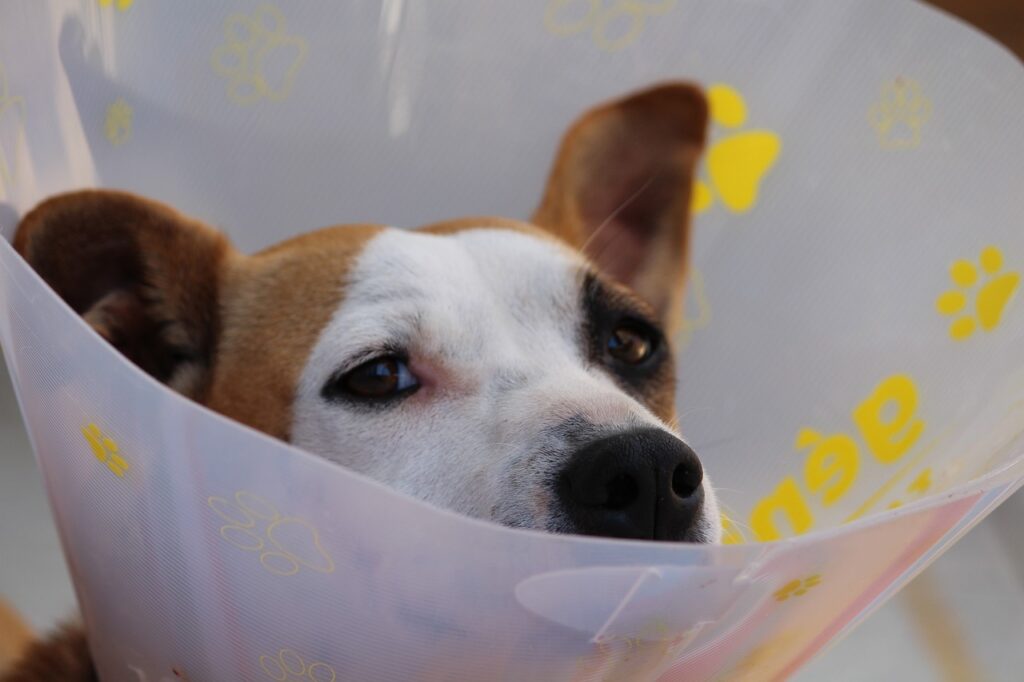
[1,1,1023,680]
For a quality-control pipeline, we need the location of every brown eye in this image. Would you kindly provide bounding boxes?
[607,324,656,365]
[324,355,419,403]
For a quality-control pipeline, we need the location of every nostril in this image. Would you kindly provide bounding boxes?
[604,473,638,510]
[558,429,706,541]
[671,463,702,499]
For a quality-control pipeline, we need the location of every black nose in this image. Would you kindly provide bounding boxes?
[557,428,704,541]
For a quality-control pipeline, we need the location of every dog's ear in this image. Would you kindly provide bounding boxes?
[532,82,708,334]
[14,190,233,396]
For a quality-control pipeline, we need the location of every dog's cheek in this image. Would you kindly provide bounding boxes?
[697,474,723,543]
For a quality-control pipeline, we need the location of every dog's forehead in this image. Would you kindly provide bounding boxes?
[357,225,581,302]
[210,222,586,439]
[337,224,587,350]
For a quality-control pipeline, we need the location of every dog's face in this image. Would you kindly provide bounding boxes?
[15,83,720,542]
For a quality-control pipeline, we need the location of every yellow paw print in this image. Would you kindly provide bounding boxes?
[207,491,334,576]
[544,0,677,53]
[82,423,129,478]
[936,246,1020,341]
[773,574,822,602]
[692,84,782,215]
[99,0,134,11]
[868,78,932,150]
[0,62,25,196]
[259,649,336,682]
[105,98,133,146]
[211,4,308,105]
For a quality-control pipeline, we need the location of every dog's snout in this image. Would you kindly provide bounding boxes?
[557,428,704,541]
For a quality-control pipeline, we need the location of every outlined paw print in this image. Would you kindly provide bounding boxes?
[259,649,336,682]
[678,268,711,350]
[868,78,932,150]
[82,423,129,478]
[212,4,308,105]
[773,574,822,602]
[544,0,677,53]
[0,62,25,196]
[692,84,782,215]
[207,491,335,576]
[99,0,134,10]
[936,246,1020,340]
[105,98,133,146]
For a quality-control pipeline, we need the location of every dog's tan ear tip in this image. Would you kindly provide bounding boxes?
[628,80,708,105]
[13,189,128,256]
[613,81,710,142]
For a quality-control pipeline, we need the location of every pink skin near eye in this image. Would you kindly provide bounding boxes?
[406,357,439,399]
[407,356,478,400]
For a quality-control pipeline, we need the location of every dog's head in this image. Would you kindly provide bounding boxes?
[15,83,719,542]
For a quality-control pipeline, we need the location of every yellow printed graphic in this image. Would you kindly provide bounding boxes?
[105,98,133,146]
[259,648,336,682]
[773,574,822,602]
[207,491,334,576]
[936,246,1019,341]
[692,84,781,215]
[797,428,858,506]
[82,423,129,478]
[750,476,813,542]
[99,0,134,10]
[887,468,934,510]
[852,374,924,465]
[748,374,926,541]
[868,78,932,150]
[212,4,308,105]
[544,0,677,53]
[907,467,932,495]
[678,268,711,350]
[0,63,25,198]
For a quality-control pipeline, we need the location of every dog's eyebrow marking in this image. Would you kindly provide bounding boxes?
[579,269,676,422]
[580,270,658,332]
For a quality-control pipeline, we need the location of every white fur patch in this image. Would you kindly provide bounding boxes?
[291,226,720,542]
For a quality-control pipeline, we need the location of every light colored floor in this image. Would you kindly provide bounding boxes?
[1,351,1023,679]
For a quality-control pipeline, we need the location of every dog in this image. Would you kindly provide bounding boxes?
[0,82,718,680]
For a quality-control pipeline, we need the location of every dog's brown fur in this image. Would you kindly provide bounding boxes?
[0,602,33,673]
[0,627,96,682]
[0,83,709,680]
[532,84,706,335]
[204,224,386,439]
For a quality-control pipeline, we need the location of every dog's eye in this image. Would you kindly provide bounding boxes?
[324,356,419,403]
[607,322,658,365]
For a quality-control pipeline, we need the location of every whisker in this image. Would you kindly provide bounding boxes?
[717,503,754,534]
[580,172,661,255]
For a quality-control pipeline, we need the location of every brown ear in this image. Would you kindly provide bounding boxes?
[14,190,233,396]
[531,82,708,334]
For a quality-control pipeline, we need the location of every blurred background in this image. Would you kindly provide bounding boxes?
[1,1,1022,679]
